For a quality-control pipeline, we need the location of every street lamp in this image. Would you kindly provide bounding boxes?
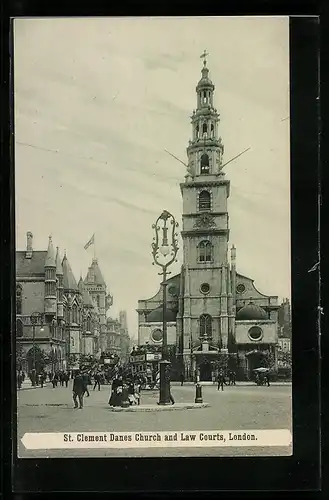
[30,312,44,386]
[151,210,179,405]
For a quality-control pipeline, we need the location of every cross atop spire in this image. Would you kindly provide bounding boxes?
[200,49,209,66]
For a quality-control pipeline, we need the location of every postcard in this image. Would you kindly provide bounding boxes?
[14,16,292,459]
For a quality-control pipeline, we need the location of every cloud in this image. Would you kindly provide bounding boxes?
[14,16,290,339]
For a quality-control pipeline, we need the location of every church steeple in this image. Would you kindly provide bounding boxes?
[186,52,224,179]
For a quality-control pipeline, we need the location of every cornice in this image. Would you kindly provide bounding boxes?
[180,179,229,189]
[183,212,227,218]
[181,229,229,237]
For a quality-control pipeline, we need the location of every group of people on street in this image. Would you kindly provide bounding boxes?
[217,369,237,391]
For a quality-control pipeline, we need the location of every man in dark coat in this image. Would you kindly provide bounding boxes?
[73,370,85,409]
[93,372,101,391]
[82,372,90,397]
[217,369,226,391]
[179,372,185,386]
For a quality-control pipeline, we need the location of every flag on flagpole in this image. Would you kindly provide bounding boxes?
[84,234,95,250]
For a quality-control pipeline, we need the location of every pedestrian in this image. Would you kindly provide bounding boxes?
[82,372,90,397]
[217,369,225,391]
[179,371,185,386]
[72,370,85,409]
[265,373,270,387]
[52,372,58,388]
[64,371,69,387]
[38,373,44,388]
[231,370,236,386]
[17,371,23,389]
[93,372,101,391]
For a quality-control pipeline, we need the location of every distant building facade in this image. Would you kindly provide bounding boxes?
[105,310,131,364]
[16,232,110,372]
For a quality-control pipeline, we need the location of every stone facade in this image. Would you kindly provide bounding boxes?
[16,233,103,373]
[137,57,279,381]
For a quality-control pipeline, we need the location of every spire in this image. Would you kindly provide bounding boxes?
[45,235,56,267]
[197,50,214,93]
[55,247,63,275]
[185,52,224,177]
[62,253,78,291]
[84,258,106,286]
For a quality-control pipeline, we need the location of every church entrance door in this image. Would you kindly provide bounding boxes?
[199,361,212,382]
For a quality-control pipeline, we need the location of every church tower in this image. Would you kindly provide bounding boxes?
[180,53,232,377]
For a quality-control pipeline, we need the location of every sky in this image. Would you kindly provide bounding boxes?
[14,16,290,341]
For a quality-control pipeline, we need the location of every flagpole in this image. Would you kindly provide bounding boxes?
[94,234,96,260]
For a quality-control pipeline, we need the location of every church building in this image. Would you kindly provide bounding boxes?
[137,56,279,381]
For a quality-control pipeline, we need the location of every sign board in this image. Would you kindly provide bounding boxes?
[129,354,146,363]
[146,353,162,362]
[104,358,115,365]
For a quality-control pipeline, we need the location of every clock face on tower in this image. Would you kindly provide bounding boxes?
[194,213,216,228]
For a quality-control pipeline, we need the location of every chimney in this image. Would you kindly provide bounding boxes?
[26,231,33,259]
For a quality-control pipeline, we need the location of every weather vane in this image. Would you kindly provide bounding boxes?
[200,49,209,65]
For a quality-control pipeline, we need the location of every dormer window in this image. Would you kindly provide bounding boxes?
[200,153,210,174]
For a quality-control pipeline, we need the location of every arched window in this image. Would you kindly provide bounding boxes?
[96,295,100,308]
[200,153,210,174]
[200,314,212,337]
[72,304,78,324]
[196,125,199,138]
[86,316,91,332]
[16,318,23,337]
[202,123,208,135]
[16,284,22,315]
[198,240,212,262]
[198,190,211,211]
[211,123,214,136]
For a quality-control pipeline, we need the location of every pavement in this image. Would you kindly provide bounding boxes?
[17,380,292,458]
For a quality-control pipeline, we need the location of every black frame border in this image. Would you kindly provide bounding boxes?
[1,8,321,496]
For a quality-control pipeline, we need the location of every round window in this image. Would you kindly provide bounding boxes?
[248,326,263,342]
[236,283,246,294]
[151,329,163,342]
[200,283,210,295]
[168,286,177,296]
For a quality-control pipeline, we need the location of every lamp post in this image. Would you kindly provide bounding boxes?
[30,312,44,386]
[151,210,179,405]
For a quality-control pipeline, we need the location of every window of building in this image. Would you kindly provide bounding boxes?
[97,295,100,308]
[202,123,207,135]
[211,124,214,136]
[198,190,211,211]
[16,319,23,337]
[248,326,263,342]
[198,240,212,262]
[196,125,199,138]
[200,283,210,295]
[16,285,22,315]
[72,304,78,324]
[200,314,212,337]
[86,316,91,332]
[200,153,210,174]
